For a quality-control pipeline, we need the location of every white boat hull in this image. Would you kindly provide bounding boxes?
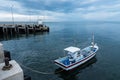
[55,52,96,71]
[54,45,98,71]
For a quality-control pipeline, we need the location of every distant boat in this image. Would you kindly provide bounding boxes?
[54,35,99,71]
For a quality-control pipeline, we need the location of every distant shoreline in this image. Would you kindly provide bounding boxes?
[0,21,120,25]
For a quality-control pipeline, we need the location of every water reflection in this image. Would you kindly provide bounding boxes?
[55,57,97,80]
[0,32,49,41]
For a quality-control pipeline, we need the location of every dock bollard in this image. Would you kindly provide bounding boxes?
[4,50,11,61]
[2,57,12,70]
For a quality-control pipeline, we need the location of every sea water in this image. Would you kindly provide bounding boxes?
[1,21,120,80]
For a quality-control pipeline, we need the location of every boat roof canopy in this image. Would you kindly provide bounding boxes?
[64,46,80,53]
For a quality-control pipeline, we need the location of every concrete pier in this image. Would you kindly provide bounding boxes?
[0,43,4,63]
[0,24,49,37]
[0,60,24,80]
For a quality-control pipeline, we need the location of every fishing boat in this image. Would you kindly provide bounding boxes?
[54,35,99,71]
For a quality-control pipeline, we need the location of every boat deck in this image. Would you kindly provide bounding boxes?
[54,46,98,70]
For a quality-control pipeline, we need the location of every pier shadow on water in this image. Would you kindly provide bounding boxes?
[55,57,97,80]
[0,32,49,41]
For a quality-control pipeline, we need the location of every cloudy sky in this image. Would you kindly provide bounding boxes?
[0,0,120,22]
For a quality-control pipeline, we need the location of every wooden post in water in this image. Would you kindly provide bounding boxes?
[2,27,4,36]
[17,26,20,34]
[33,24,36,34]
[10,27,13,36]
[3,27,8,39]
[5,27,7,36]
[27,25,29,34]
[14,25,17,34]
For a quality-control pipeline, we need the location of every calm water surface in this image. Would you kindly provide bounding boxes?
[1,22,120,80]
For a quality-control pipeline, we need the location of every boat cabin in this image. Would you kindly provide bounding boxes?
[64,46,83,64]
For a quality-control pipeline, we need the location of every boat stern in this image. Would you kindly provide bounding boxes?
[54,57,71,71]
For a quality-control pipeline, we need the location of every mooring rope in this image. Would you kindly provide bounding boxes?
[13,31,64,75]
[19,62,64,75]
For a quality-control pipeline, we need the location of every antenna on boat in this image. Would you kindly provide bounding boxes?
[91,33,94,47]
